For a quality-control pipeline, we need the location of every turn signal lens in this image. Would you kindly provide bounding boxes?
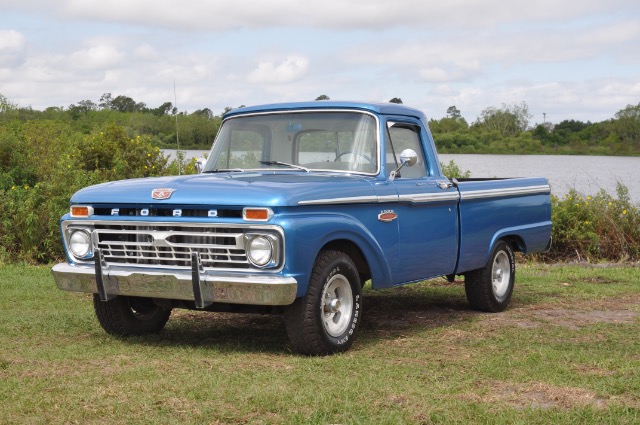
[243,208,273,221]
[70,206,94,218]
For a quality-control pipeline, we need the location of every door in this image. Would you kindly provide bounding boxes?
[386,121,459,283]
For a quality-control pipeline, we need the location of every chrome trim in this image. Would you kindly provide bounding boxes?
[242,207,274,222]
[298,195,379,205]
[215,109,382,177]
[61,220,285,273]
[398,192,459,203]
[244,233,280,268]
[298,191,459,205]
[52,263,298,306]
[460,185,551,200]
[376,195,399,203]
[70,205,94,218]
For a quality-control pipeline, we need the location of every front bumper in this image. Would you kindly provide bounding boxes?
[51,262,298,307]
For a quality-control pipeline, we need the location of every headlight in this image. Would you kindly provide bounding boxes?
[246,235,274,267]
[69,230,92,258]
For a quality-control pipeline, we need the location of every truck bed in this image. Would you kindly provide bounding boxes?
[454,177,552,273]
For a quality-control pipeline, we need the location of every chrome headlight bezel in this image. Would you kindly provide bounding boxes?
[244,233,280,268]
[68,229,93,259]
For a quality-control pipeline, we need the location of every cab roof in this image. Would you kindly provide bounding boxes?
[223,101,428,121]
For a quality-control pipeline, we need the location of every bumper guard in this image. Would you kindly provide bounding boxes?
[52,251,298,307]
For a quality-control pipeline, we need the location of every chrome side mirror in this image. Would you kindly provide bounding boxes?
[389,149,418,181]
[195,158,206,174]
[399,149,418,167]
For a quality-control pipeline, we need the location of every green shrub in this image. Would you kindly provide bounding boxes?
[0,121,173,263]
[548,183,639,262]
[440,159,471,179]
[75,123,168,182]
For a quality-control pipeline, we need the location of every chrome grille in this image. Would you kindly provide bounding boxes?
[93,223,250,269]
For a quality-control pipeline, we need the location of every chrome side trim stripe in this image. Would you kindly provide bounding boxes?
[398,192,460,203]
[298,195,378,205]
[460,185,550,200]
[376,195,399,203]
[298,184,549,205]
[298,192,459,205]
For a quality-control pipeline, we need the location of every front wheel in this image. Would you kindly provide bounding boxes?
[284,250,362,355]
[464,240,515,312]
[93,295,172,336]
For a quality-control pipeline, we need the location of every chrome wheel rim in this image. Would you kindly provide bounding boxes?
[321,274,354,337]
[492,250,511,299]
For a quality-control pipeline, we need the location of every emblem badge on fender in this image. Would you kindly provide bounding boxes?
[378,209,397,222]
[151,188,176,200]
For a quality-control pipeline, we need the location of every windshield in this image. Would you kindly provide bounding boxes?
[203,111,378,174]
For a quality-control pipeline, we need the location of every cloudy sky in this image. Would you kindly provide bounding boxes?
[1,0,639,124]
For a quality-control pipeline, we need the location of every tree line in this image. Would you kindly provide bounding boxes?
[1,93,639,155]
[429,102,640,155]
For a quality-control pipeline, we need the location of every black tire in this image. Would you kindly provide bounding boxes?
[93,295,171,336]
[464,240,515,312]
[284,250,363,356]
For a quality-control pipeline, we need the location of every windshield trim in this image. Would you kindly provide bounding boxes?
[206,109,381,177]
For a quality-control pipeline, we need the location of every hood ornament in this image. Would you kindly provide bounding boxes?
[151,188,176,200]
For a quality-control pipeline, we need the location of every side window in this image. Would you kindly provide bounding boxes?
[386,124,427,178]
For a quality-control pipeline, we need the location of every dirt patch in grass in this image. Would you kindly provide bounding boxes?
[481,294,640,331]
[363,283,640,338]
[460,381,610,410]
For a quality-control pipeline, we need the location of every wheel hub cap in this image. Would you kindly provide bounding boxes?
[491,250,511,299]
[321,274,354,337]
[324,298,342,314]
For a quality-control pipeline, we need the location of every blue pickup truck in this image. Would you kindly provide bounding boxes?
[52,101,552,355]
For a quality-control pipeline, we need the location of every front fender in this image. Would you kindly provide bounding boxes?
[276,212,394,297]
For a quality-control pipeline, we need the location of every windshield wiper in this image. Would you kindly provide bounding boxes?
[259,161,310,172]
[202,168,245,173]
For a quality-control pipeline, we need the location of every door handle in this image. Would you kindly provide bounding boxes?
[436,180,453,190]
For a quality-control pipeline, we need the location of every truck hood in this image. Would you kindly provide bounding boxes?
[70,172,377,207]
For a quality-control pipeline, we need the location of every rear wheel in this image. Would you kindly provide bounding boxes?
[464,240,515,312]
[284,250,362,355]
[93,295,171,336]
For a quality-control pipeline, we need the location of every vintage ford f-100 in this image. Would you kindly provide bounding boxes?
[52,101,552,355]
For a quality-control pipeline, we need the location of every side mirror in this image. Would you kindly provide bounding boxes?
[389,149,418,181]
[195,158,206,174]
[399,149,418,167]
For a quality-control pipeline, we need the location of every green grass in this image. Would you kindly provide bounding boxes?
[1,263,639,424]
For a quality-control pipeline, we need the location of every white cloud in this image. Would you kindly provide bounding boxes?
[0,29,27,67]
[69,44,124,70]
[248,56,310,84]
[1,0,628,32]
[134,44,159,61]
[0,0,638,123]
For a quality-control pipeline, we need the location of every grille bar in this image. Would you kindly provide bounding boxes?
[93,223,254,270]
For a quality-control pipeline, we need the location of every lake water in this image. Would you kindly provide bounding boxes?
[165,150,640,202]
[439,154,640,202]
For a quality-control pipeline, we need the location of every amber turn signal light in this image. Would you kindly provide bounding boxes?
[70,206,94,218]
[242,207,274,221]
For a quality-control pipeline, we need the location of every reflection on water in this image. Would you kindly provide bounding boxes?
[164,150,640,202]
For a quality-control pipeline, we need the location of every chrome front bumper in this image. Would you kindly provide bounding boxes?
[51,261,298,307]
